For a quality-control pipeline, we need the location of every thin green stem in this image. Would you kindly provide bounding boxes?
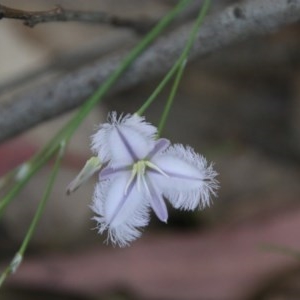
[60,0,193,142]
[0,143,59,218]
[136,59,183,116]
[158,59,187,135]
[0,0,192,219]
[13,0,190,168]
[158,0,211,135]
[0,142,65,288]
[137,0,211,127]
[19,143,65,255]
[182,0,211,61]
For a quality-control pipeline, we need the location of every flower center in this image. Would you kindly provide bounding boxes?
[124,160,168,195]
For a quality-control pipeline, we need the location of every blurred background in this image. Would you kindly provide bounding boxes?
[1,0,300,299]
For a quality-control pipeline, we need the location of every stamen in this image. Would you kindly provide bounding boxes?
[124,165,138,195]
[146,161,169,178]
[136,168,142,192]
[141,174,151,196]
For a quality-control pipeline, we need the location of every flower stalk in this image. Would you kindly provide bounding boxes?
[137,0,211,128]
[0,141,65,287]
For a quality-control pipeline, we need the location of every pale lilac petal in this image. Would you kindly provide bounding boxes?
[110,125,153,164]
[92,174,150,247]
[100,166,129,180]
[91,114,117,163]
[146,174,168,222]
[153,144,218,210]
[115,126,139,160]
[91,112,156,167]
[147,138,170,159]
[122,113,157,138]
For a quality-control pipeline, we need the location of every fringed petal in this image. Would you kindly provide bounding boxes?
[147,138,171,159]
[153,144,218,210]
[146,174,168,222]
[92,173,150,247]
[91,112,157,167]
[99,165,129,180]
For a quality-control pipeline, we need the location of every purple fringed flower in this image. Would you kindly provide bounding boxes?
[91,112,218,246]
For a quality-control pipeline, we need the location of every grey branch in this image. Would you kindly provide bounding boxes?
[0,0,300,143]
[0,4,153,32]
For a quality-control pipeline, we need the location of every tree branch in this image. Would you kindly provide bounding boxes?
[0,4,153,33]
[0,0,300,143]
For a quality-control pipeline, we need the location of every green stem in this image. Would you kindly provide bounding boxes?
[0,0,192,218]
[137,0,211,128]
[19,143,65,255]
[59,0,193,142]
[0,142,59,218]
[136,58,183,116]
[0,142,65,288]
[158,59,187,135]
[158,0,211,135]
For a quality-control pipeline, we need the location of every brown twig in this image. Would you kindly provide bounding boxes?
[0,4,154,33]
